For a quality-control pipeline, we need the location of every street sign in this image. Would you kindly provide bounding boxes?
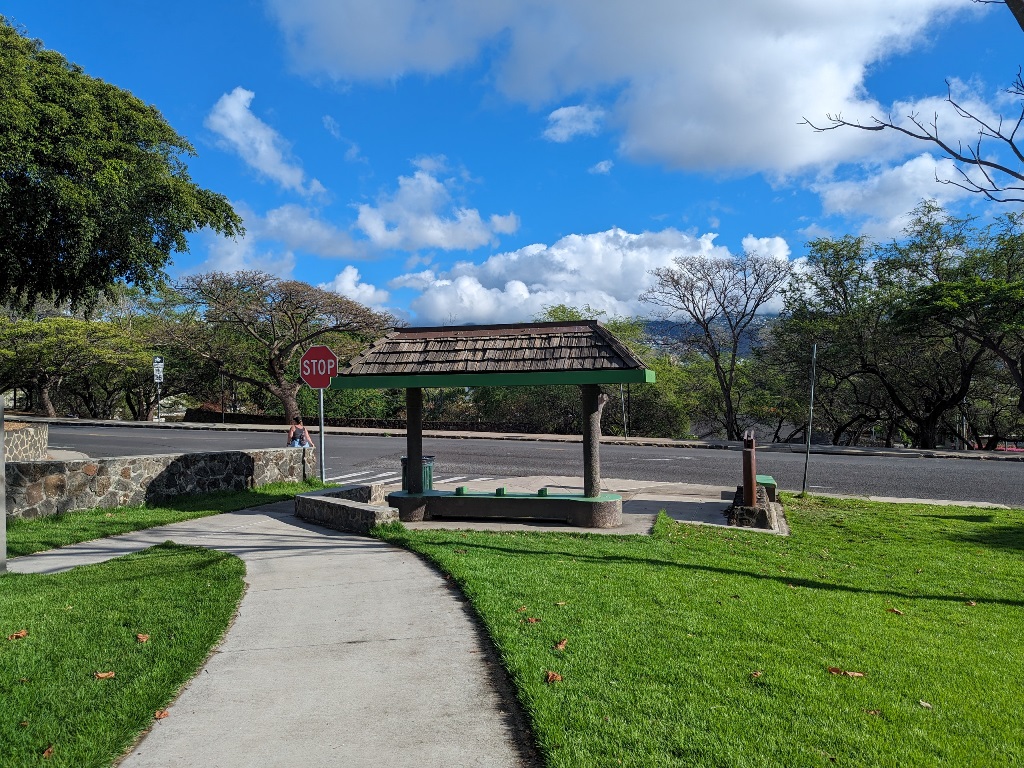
[299,346,339,389]
[153,355,164,383]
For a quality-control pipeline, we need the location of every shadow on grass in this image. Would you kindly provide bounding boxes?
[949,526,1024,552]
[920,513,997,524]
[416,538,1024,608]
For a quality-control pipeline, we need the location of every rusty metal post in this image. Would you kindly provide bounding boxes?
[742,429,757,507]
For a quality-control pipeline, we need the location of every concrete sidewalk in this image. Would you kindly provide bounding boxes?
[9,503,538,768]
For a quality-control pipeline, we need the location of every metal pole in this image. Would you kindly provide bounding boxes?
[801,343,817,495]
[619,384,628,439]
[221,372,226,425]
[1,393,7,573]
[742,430,757,507]
[318,387,326,484]
[156,384,161,423]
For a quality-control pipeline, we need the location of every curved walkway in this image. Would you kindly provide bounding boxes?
[9,502,536,768]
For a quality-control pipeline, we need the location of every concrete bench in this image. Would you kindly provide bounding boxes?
[295,485,397,535]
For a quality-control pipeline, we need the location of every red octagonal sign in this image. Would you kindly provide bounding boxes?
[299,345,339,389]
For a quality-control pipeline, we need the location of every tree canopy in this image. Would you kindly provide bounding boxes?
[0,17,243,309]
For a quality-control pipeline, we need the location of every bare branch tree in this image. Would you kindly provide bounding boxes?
[803,73,1024,203]
[641,252,790,440]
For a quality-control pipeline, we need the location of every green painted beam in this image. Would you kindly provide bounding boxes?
[328,368,656,390]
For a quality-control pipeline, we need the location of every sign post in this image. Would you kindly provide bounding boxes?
[153,356,164,422]
[299,346,339,483]
[1,394,7,573]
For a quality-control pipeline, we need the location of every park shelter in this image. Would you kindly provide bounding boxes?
[330,321,655,525]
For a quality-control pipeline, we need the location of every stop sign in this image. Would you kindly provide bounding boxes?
[299,345,339,389]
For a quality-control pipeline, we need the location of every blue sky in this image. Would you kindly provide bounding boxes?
[4,1,1021,323]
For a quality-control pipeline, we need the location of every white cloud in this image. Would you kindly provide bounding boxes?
[394,226,780,324]
[813,153,974,237]
[192,231,296,277]
[321,265,390,307]
[543,105,605,142]
[354,159,519,251]
[265,0,984,175]
[205,87,325,196]
[589,159,614,175]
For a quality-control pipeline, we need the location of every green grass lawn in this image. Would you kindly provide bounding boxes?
[376,494,1024,767]
[6,480,325,558]
[0,543,245,767]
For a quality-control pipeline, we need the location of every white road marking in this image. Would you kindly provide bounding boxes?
[327,470,375,481]
[437,476,468,483]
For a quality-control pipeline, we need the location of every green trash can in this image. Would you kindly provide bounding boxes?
[401,455,435,491]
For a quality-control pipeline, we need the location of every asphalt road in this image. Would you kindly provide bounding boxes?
[45,424,1024,507]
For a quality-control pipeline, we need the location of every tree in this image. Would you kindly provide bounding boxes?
[0,17,243,309]
[162,271,392,422]
[896,211,1024,412]
[775,210,991,449]
[641,252,790,440]
[803,2,1024,203]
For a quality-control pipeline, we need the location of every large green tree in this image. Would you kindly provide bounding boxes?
[0,17,243,308]
[160,271,392,423]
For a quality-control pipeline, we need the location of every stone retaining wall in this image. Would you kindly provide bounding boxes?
[5,447,316,519]
[4,422,48,461]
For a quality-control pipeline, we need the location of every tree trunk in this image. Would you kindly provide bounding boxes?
[39,380,57,417]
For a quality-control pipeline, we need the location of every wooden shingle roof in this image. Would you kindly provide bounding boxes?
[331,321,655,389]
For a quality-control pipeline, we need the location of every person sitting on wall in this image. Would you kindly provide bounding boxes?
[287,417,313,448]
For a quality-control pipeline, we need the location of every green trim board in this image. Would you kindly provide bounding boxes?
[329,368,656,390]
[389,490,623,502]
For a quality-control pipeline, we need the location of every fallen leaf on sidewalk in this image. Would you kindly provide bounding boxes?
[94,671,115,680]
[545,671,563,684]
[136,634,150,643]
[7,629,28,640]
[154,709,170,720]
[554,639,568,651]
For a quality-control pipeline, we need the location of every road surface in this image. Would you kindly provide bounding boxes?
[43,424,1024,507]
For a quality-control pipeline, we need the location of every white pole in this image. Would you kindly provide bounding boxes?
[1,394,7,572]
[801,343,817,496]
[318,388,326,484]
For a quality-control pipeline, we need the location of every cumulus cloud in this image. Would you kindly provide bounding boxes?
[589,159,614,174]
[264,0,985,176]
[813,153,974,237]
[354,158,519,251]
[543,105,606,142]
[206,87,325,196]
[237,203,363,258]
[391,227,782,324]
[192,231,296,277]
[321,265,390,307]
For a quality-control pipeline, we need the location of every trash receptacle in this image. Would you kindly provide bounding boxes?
[401,455,435,491]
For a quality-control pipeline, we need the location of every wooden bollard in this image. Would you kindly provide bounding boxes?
[742,429,757,507]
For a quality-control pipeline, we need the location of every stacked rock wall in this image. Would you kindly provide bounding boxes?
[5,447,316,519]
[4,422,48,461]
